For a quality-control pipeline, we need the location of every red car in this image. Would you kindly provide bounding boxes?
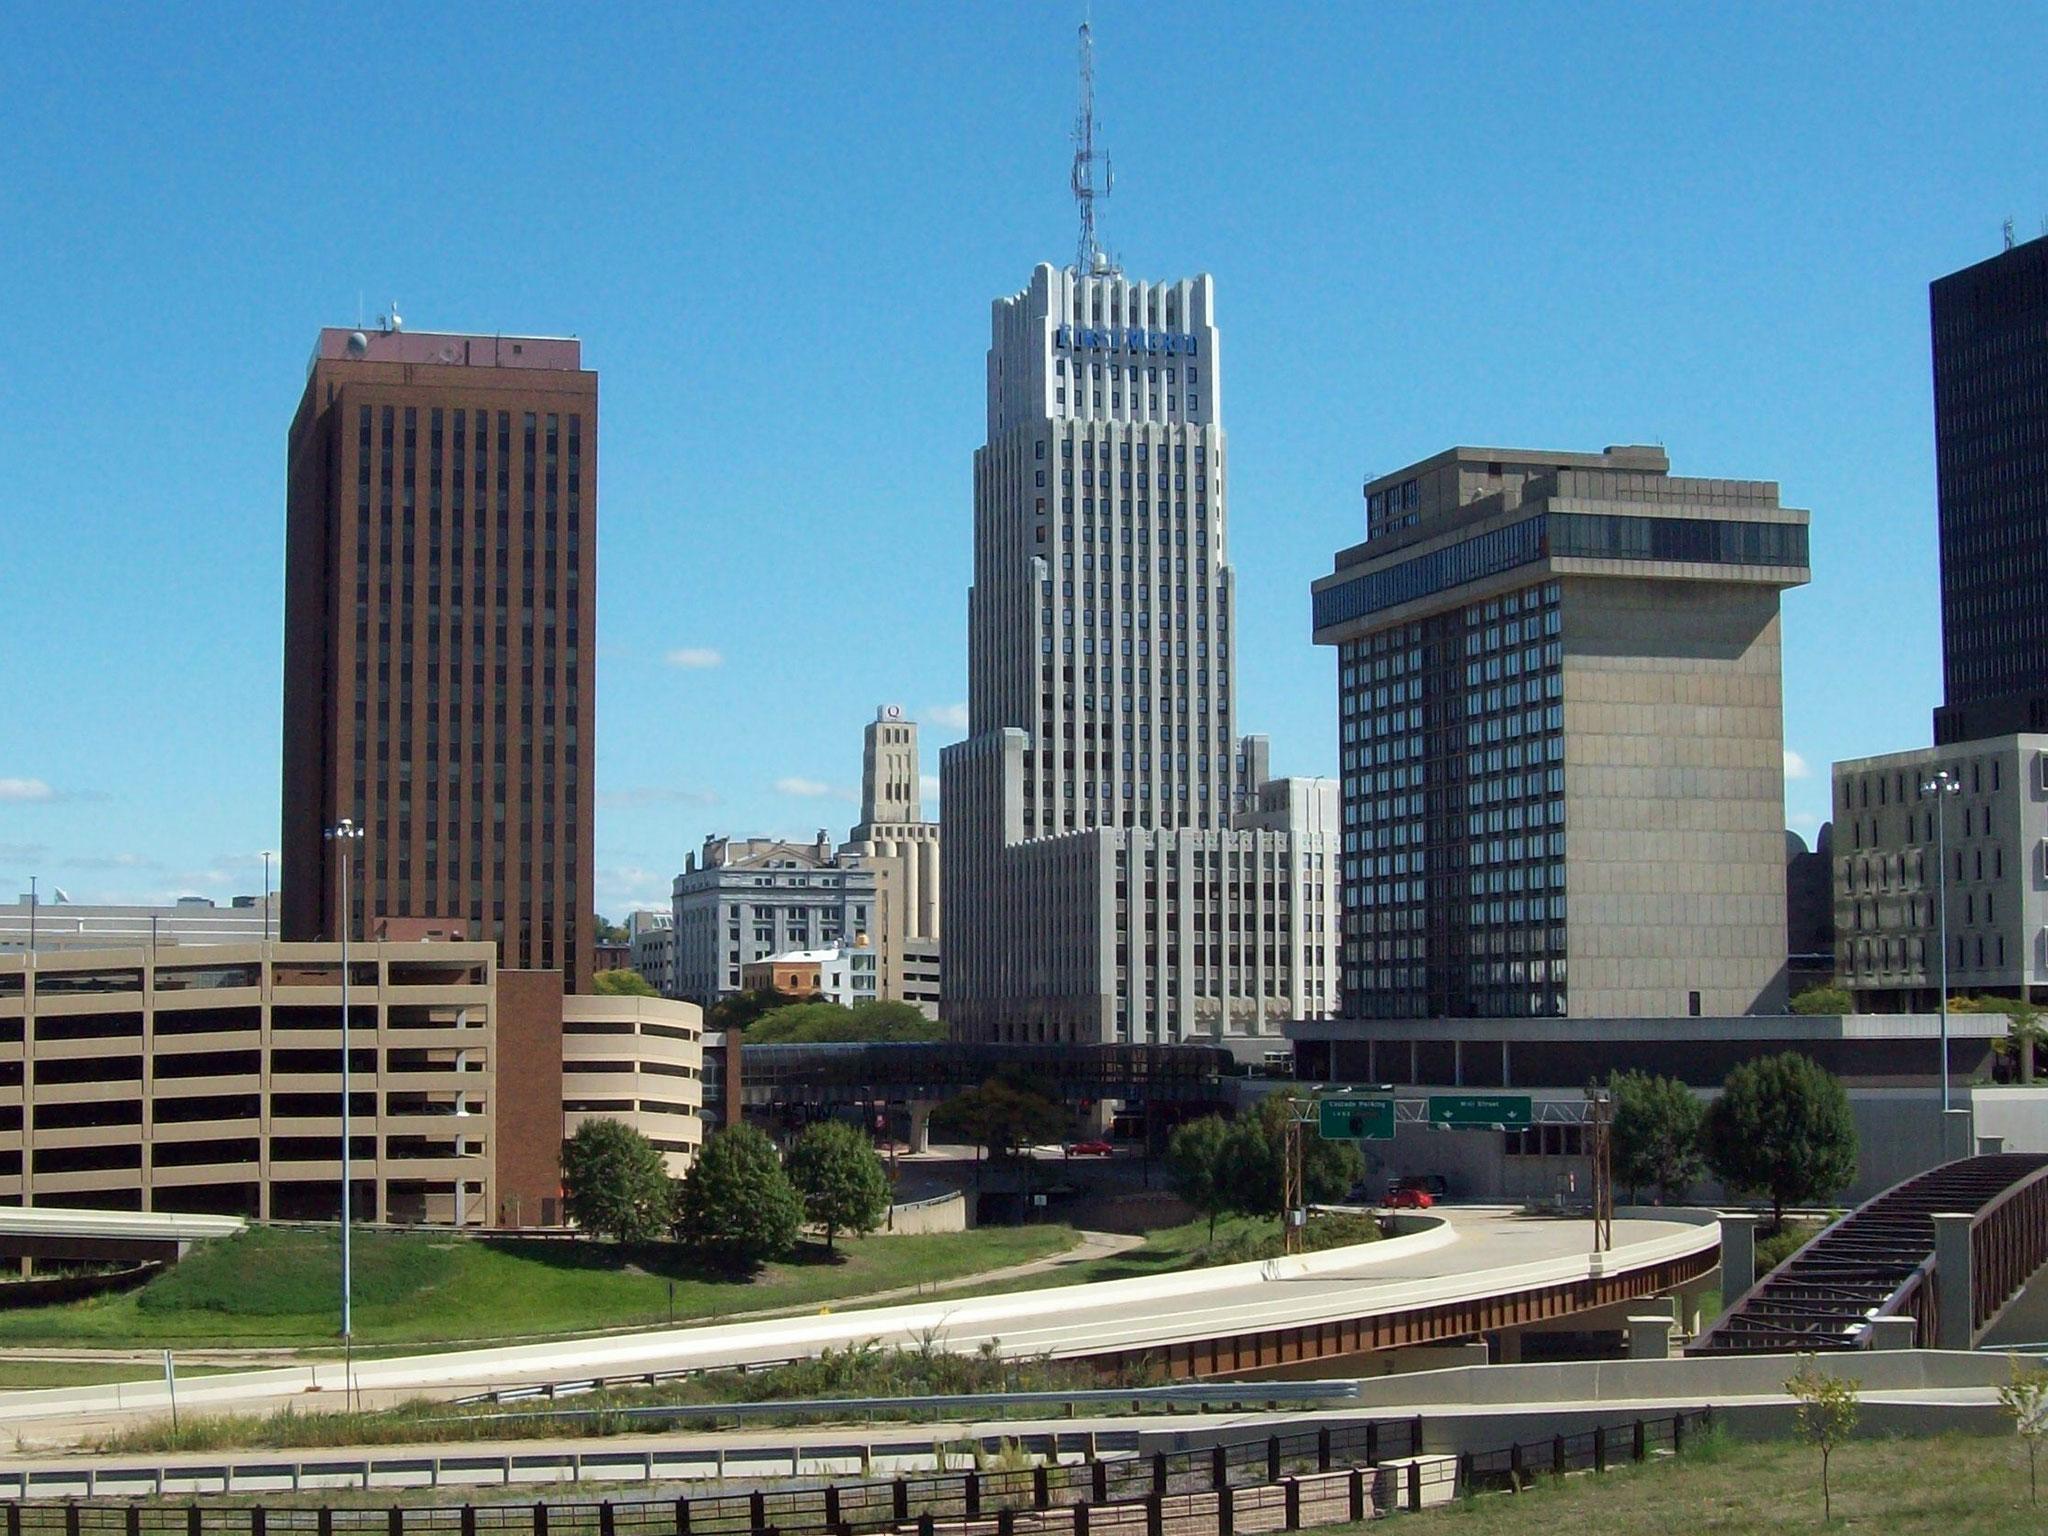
[1066,1139,1114,1157]
[1383,1186,1434,1210]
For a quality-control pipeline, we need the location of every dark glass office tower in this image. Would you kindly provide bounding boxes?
[1931,234,2048,744]
[282,327,597,992]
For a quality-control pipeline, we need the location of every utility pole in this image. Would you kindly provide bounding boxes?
[1281,1098,1318,1255]
[1587,1088,1614,1254]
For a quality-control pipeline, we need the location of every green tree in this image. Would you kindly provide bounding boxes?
[1606,1070,1706,1204]
[1165,1115,1236,1240]
[748,999,946,1044]
[592,968,658,997]
[1788,983,1853,1016]
[1956,996,2046,1085]
[559,1117,672,1244]
[593,914,629,943]
[1225,1092,1365,1223]
[1705,1052,1858,1229]
[787,1121,892,1252]
[1785,1357,1860,1521]
[706,987,798,1034]
[930,1078,1068,1161]
[674,1124,803,1265]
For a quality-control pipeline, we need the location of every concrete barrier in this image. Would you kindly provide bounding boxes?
[884,1190,968,1235]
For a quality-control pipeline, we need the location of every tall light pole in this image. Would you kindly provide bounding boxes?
[323,819,364,1356]
[1921,770,1962,1113]
[260,852,275,942]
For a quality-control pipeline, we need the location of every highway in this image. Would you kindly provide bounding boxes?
[0,1207,1716,1446]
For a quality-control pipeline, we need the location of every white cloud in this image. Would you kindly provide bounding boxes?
[926,702,970,732]
[920,773,942,804]
[0,778,55,803]
[599,785,719,809]
[1788,810,1824,833]
[775,776,856,802]
[664,647,724,670]
[1783,749,1811,781]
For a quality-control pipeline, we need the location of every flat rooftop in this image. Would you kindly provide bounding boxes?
[308,327,582,374]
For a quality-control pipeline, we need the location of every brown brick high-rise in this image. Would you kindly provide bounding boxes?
[283,327,596,993]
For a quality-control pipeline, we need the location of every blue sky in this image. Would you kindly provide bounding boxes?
[2,1,2044,918]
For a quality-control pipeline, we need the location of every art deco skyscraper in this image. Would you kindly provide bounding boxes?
[282,325,596,993]
[941,263,1338,1045]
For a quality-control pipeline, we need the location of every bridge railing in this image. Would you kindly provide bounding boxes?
[1971,1158,2048,1339]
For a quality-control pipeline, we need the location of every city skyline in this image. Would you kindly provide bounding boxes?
[4,2,2047,915]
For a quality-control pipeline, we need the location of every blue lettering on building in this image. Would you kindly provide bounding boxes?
[1054,324,1198,357]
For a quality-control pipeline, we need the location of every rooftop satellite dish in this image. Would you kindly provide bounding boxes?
[346,330,369,356]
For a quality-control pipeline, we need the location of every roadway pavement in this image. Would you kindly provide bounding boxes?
[0,1208,1715,1447]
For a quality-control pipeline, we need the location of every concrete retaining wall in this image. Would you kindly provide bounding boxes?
[884,1190,968,1235]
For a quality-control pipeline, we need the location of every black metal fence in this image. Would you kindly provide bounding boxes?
[3,1409,1712,1535]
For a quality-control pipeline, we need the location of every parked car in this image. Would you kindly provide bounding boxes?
[1388,1173,1449,1201]
[1383,1185,1434,1210]
[1066,1138,1114,1157]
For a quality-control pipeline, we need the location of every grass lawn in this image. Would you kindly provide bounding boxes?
[0,1360,230,1390]
[1341,1430,2041,1534]
[0,1224,1080,1351]
[938,1210,1377,1303]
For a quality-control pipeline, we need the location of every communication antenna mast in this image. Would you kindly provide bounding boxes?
[2004,217,2016,252]
[1071,17,1117,276]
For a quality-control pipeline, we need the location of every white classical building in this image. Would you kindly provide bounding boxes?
[670,834,878,1006]
[940,263,1339,1049]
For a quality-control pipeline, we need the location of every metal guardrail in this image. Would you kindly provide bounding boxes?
[435,1381,1363,1427]
[0,1406,1714,1525]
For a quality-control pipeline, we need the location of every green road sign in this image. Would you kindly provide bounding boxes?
[1317,1097,1395,1141]
[1428,1093,1532,1129]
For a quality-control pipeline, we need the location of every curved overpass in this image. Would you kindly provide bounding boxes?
[0,1208,1716,1434]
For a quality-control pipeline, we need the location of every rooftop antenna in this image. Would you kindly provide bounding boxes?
[1071,15,1116,276]
[2004,217,2015,252]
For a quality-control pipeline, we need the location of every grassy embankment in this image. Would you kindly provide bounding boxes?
[65,1213,1384,1453]
[0,1224,1081,1352]
[1338,1428,2041,1535]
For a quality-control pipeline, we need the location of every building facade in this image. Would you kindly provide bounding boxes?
[626,909,676,998]
[1930,233,2048,745]
[742,941,880,1008]
[0,943,702,1224]
[281,325,597,992]
[1,942,498,1221]
[941,264,1339,1046]
[1311,446,1810,1021]
[561,993,704,1178]
[1833,736,2048,1009]
[840,706,943,1016]
[671,835,878,1005]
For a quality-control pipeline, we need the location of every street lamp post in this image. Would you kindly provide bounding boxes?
[260,852,275,943]
[323,819,365,1362]
[1921,770,1962,1113]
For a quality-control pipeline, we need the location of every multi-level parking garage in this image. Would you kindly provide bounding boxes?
[0,943,704,1226]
